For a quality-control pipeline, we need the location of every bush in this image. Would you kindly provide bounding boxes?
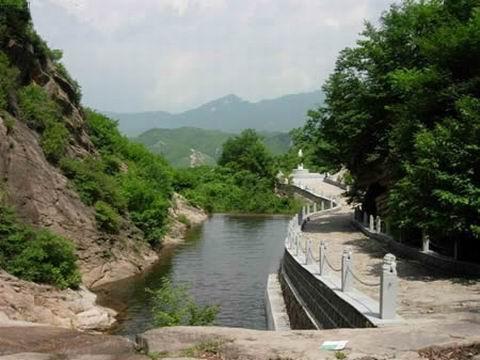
[18,84,59,131]
[60,156,126,210]
[177,214,191,228]
[0,193,81,289]
[18,84,70,164]
[175,166,299,214]
[84,110,173,244]
[149,278,219,327]
[2,112,15,134]
[41,121,68,163]
[95,201,121,234]
[0,52,18,111]
[55,62,82,105]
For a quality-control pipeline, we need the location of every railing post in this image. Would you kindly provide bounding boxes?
[380,253,398,319]
[376,216,381,233]
[319,240,326,276]
[321,201,325,211]
[363,211,368,226]
[369,215,375,232]
[305,239,311,264]
[341,247,353,292]
[313,202,317,213]
[295,234,299,256]
[422,230,430,252]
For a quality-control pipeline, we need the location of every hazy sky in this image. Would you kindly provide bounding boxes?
[30,0,397,113]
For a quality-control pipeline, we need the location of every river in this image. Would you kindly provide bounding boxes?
[96,214,289,336]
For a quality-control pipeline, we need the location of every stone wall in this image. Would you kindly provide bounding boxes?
[280,251,375,329]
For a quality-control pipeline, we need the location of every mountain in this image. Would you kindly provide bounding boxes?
[134,127,291,167]
[106,90,324,136]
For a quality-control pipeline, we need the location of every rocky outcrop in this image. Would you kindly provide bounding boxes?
[0,12,207,330]
[163,193,208,247]
[0,110,206,327]
[0,116,160,290]
[0,271,115,331]
[0,322,146,359]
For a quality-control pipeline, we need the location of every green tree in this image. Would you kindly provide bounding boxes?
[299,0,480,248]
[218,129,274,179]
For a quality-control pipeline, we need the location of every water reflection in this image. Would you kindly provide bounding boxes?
[96,214,289,336]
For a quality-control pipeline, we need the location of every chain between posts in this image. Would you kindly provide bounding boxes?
[307,245,318,262]
[347,268,381,287]
[324,254,342,272]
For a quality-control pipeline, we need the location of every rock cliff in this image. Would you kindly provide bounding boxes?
[0,3,207,330]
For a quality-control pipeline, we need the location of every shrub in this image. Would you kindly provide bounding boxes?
[41,121,68,163]
[6,229,81,289]
[17,84,71,164]
[175,166,299,214]
[55,62,82,105]
[0,52,18,111]
[95,201,121,234]
[177,214,191,228]
[18,84,59,131]
[2,112,15,134]
[0,193,81,289]
[149,278,219,327]
[60,156,126,210]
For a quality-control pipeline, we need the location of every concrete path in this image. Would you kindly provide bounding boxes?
[295,177,480,323]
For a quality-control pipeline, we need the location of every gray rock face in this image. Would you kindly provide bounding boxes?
[0,272,116,331]
[0,325,147,359]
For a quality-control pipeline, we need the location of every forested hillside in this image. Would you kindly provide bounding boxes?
[0,0,298,295]
[295,0,480,261]
[0,0,175,289]
[135,127,291,167]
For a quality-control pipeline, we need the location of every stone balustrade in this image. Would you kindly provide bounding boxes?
[286,203,398,321]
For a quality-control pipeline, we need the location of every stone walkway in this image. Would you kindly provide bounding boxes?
[297,181,480,323]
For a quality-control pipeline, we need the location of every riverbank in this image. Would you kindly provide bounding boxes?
[94,214,290,336]
[0,193,208,332]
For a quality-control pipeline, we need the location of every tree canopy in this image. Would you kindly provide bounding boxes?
[218,129,274,179]
[296,0,480,251]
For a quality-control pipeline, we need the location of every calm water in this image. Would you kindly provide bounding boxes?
[96,214,289,336]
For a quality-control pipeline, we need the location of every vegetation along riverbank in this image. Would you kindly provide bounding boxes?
[0,0,298,332]
[1,0,480,359]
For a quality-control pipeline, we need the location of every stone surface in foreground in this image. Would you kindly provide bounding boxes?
[138,316,480,360]
[0,325,147,359]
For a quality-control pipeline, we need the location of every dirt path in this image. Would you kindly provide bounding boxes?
[298,194,480,322]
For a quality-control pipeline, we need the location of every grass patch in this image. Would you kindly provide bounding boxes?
[177,214,191,228]
[181,339,226,359]
[95,201,121,234]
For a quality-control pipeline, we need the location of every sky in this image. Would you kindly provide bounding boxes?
[30,0,397,113]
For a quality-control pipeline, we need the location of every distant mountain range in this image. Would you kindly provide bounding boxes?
[134,127,291,167]
[105,90,324,135]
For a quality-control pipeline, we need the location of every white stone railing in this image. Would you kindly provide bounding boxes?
[285,195,399,320]
[354,206,440,255]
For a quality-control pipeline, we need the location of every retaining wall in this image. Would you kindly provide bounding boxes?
[280,250,376,329]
